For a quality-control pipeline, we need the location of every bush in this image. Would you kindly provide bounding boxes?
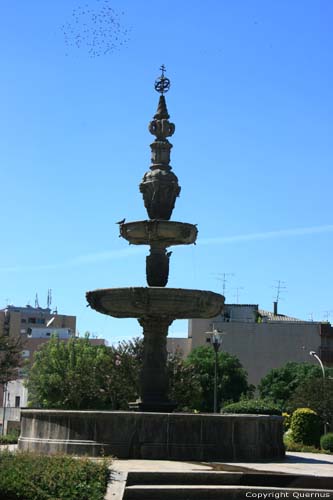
[0,430,19,444]
[320,433,333,452]
[221,399,282,415]
[290,408,321,447]
[282,412,291,431]
[0,451,110,500]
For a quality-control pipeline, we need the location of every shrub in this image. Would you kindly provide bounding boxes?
[0,451,110,500]
[320,433,333,452]
[282,412,291,431]
[221,399,282,415]
[290,408,321,447]
[0,430,19,444]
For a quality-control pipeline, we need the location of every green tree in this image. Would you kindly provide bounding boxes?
[287,377,333,430]
[168,349,203,411]
[105,337,143,409]
[258,362,333,410]
[26,336,203,411]
[0,333,23,386]
[27,335,112,409]
[186,346,251,412]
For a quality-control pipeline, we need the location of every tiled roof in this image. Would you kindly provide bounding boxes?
[258,309,303,322]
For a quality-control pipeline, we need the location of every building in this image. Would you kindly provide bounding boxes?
[167,303,333,386]
[0,303,78,431]
[0,304,76,338]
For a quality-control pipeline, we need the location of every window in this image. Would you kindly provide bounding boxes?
[22,350,30,358]
[28,318,36,324]
[21,318,27,324]
[36,318,45,325]
[15,396,20,408]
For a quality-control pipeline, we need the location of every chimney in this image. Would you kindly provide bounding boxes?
[273,301,278,316]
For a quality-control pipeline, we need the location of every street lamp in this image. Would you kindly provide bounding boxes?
[309,350,327,434]
[206,327,226,413]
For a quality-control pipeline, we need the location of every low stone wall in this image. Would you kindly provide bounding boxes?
[18,410,285,461]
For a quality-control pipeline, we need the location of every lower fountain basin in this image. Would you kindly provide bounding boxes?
[18,410,285,460]
[120,220,198,246]
[86,287,224,319]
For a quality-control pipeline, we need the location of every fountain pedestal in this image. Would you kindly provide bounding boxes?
[130,316,176,412]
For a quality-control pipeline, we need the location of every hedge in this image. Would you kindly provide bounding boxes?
[221,399,282,415]
[0,451,110,500]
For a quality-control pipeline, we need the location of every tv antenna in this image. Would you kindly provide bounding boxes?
[273,280,287,304]
[34,293,40,308]
[232,286,244,304]
[323,310,333,322]
[47,289,52,309]
[212,272,235,298]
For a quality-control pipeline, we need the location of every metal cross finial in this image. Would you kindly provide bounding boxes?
[154,64,170,95]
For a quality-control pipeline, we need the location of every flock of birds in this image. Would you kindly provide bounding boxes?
[61,0,131,57]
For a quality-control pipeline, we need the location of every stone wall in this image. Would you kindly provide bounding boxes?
[18,409,284,461]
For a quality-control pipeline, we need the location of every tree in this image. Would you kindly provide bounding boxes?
[287,377,333,430]
[186,346,251,412]
[0,332,24,386]
[105,337,143,409]
[258,362,333,410]
[168,349,203,411]
[27,335,112,409]
[27,335,205,411]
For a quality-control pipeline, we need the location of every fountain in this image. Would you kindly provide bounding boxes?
[18,68,284,460]
[86,66,224,412]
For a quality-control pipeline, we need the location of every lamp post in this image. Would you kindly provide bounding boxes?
[206,327,225,413]
[309,350,327,434]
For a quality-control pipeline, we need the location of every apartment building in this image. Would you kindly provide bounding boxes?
[167,303,333,386]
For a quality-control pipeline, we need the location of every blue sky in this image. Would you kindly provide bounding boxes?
[1,0,333,343]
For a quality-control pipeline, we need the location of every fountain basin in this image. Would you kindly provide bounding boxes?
[120,220,198,246]
[18,410,285,460]
[86,287,224,319]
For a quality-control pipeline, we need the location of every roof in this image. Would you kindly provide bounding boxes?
[258,309,304,322]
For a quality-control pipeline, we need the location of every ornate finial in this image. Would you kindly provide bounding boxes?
[154,65,170,95]
[139,68,180,221]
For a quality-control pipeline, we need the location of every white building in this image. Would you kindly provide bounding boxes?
[167,303,333,386]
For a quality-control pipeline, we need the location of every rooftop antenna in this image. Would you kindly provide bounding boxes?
[232,286,244,304]
[35,293,40,308]
[273,280,287,314]
[212,272,234,298]
[47,289,52,309]
[323,310,333,322]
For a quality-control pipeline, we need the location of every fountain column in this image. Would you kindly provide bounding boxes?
[134,316,173,411]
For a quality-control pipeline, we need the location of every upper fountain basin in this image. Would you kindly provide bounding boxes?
[86,287,224,319]
[120,220,198,246]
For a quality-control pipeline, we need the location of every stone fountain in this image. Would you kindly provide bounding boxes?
[18,68,284,460]
[86,66,224,412]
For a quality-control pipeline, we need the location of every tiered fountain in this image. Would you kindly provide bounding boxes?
[18,68,284,460]
[86,66,224,413]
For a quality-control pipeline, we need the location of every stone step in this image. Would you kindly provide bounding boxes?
[123,485,333,500]
[126,471,333,489]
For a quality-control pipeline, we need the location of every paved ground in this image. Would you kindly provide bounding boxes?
[112,452,333,476]
[105,454,333,499]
